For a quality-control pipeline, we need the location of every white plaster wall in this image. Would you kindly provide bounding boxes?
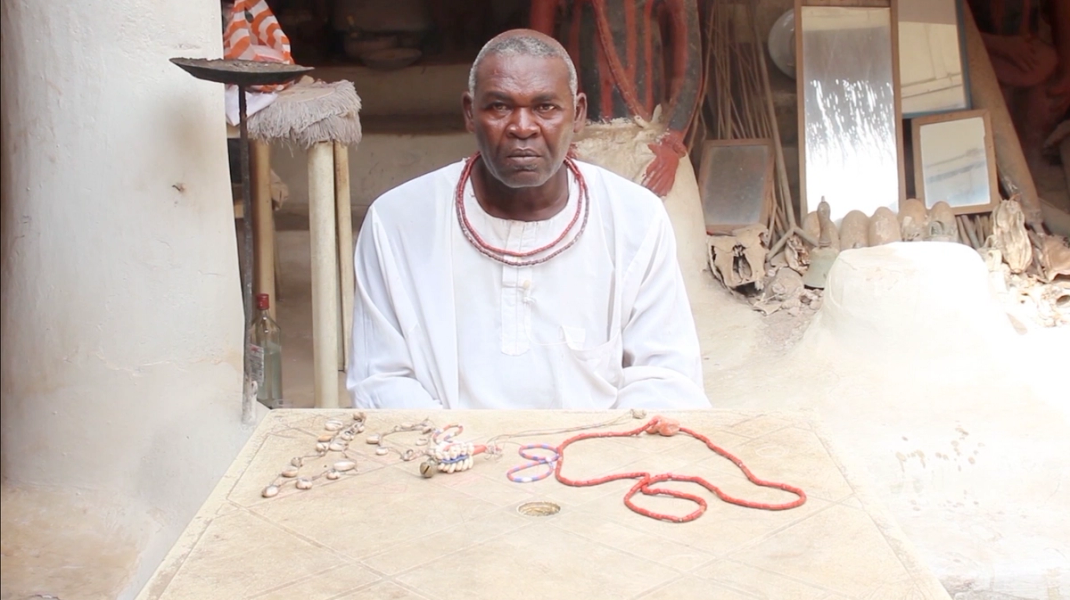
[0,0,257,596]
[315,64,471,116]
[273,132,476,212]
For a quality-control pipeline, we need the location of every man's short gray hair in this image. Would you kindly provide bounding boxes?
[468,34,579,99]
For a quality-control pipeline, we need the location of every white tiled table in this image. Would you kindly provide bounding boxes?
[136,410,952,600]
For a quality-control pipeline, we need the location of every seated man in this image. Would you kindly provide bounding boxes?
[347,29,708,410]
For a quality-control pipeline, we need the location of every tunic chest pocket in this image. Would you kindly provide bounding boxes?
[562,325,623,388]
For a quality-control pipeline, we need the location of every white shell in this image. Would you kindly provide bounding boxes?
[295,477,313,490]
[353,412,365,420]
[422,425,434,434]
[315,442,329,452]
[281,467,299,478]
[375,447,389,456]
[262,485,279,498]
[400,422,413,429]
[328,442,346,452]
[291,457,303,467]
[326,470,340,480]
[318,433,334,442]
[333,460,356,472]
[340,432,354,441]
[324,420,344,432]
[366,435,381,445]
[356,424,366,433]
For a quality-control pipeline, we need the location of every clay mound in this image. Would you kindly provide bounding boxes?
[794,242,1019,365]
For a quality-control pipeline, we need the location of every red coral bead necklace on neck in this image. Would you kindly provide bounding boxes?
[455,152,590,267]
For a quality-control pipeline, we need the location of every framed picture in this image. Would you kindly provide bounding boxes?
[897,0,971,117]
[795,0,906,222]
[697,139,775,235]
[911,108,998,215]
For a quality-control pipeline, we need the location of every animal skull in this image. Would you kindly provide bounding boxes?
[868,206,902,246]
[898,198,929,241]
[926,201,958,243]
[839,210,869,250]
[708,224,769,290]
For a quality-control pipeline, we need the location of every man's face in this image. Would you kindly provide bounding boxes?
[463,53,587,189]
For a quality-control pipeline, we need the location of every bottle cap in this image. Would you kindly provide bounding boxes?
[256,293,270,310]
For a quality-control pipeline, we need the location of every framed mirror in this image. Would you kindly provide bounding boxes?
[697,139,774,234]
[795,0,905,223]
[898,0,970,117]
[912,109,998,215]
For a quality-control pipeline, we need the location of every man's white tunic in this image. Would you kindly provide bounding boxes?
[347,159,708,410]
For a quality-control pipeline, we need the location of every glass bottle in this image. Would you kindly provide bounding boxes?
[247,293,284,409]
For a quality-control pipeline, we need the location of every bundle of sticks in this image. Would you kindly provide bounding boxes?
[956,213,992,251]
[687,0,811,253]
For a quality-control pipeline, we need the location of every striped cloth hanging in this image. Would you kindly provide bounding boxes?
[223,0,295,93]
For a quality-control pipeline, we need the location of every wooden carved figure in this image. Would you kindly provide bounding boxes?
[968,0,1070,167]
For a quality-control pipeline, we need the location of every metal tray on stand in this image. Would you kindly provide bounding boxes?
[170,56,312,423]
[169,58,313,86]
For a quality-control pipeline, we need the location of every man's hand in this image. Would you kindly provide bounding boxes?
[643,132,685,197]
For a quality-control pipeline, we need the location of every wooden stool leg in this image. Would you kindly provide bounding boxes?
[251,140,276,320]
[308,142,340,409]
[334,142,355,373]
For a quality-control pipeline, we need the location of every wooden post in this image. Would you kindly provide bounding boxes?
[961,1,1043,228]
[250,140,276,320]
[334,142,355,373]
[308,142,340,409]
[890,0,907,211]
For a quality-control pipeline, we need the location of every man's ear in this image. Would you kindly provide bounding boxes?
[463,92,476,133]
[573,92,588,133]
